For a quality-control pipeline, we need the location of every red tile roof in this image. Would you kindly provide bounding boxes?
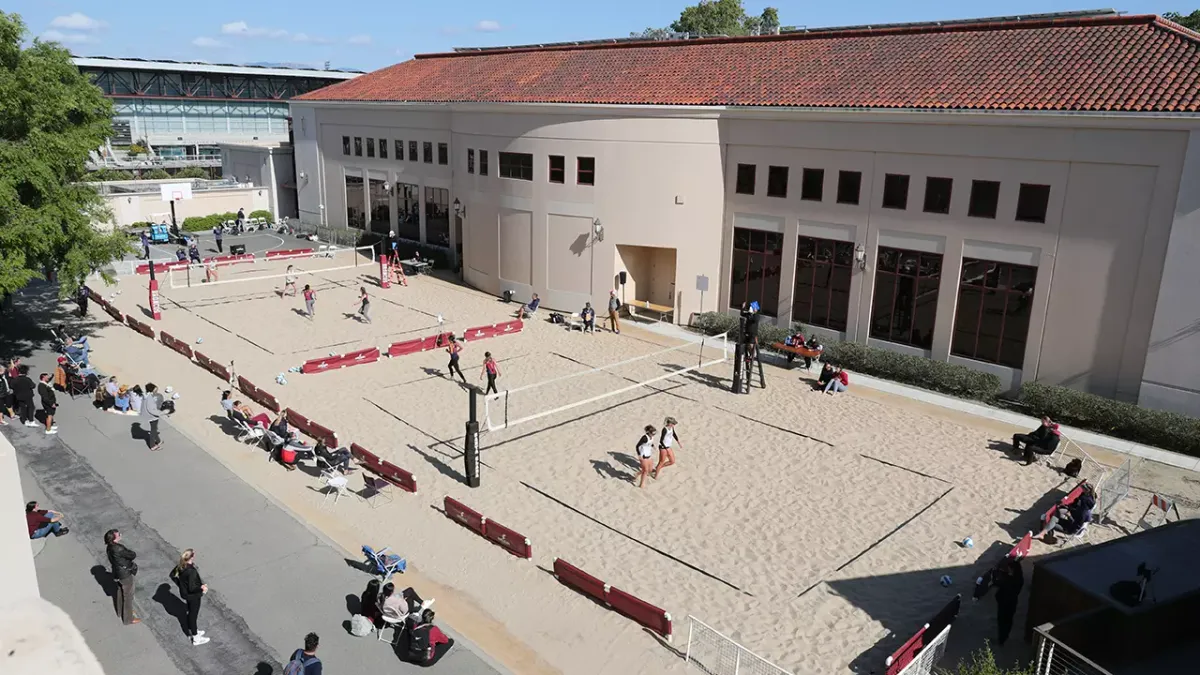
[297,14,1200,112]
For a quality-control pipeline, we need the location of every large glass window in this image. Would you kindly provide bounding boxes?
[424,187,450,247]
[479,150,489,176]
[378,138,388,159]
[423,142,433,164]
[793,237,854,331]
[345,172,365,230]
[869,246,943,349]
[437,143,449,165]
[728,227,783,317]
[408,141,417,162]
[396,183,420,241]
[499,152,534,180]
[368,177,390,234]
[952,259,1037,368]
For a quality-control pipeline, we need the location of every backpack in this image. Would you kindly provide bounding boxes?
[1063,458,1083,478]
[406,624,431,663]
[349,614,374,637]
[549,312,564,324]
[283,651,318,675]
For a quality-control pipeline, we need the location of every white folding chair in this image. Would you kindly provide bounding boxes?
[378,614,403,644]
[264,429,287,462]
[234,418,265,447]
[320,473,349,508]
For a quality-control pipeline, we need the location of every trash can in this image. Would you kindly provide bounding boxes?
[230,244,246,255]
[503,290,514,303]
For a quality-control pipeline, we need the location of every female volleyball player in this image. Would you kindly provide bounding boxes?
[282,266,298,298]
[652,416,683,480]
[302,284,316,319]
[479,352,500,394]
[357,287,371,323]
[445,335,466,383]
[636,425,657,489]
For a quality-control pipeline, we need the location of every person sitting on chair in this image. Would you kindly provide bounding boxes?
[53,357,70,391]
[580,302,596,333]
[58,326,90,365]
[405,609,454,666]
[803,335,823,369]
[1012,416,1061,466]
[783,331,805,365]
[99,377,118,410]
[315,442,355,474]
[188,241,202,264]
[231,401,271,429]
[517,293,540,320]
[1035,485,1096,541]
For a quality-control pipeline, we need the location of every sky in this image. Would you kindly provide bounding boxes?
[6,0,1187,71]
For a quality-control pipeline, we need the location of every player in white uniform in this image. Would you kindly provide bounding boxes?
[653,416,683,480]
[636,425,657,489]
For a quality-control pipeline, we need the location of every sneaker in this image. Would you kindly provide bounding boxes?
[24,421,39,427]
[45,429,58,435]
[195,631,205,638]
[50,424,58,430]
[55,527,70,536]
[192,635,210,646]
[0,418,8,425]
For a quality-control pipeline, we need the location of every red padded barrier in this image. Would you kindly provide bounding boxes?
[444,497,486,535]
[300,346,381,374]
[126,316,155,338]
[201,253,255,267]
[1041,481,1088,529]
[285,409,337,447]
[237,376,280,413]
[104,303,124,322]
[135,261,188,275]
[266,248,315,259]
[350,443,383,472]
[885,626,928,674]
[484,519,532,559]
[606,586,672,641]
[194,352,231,381]
[464,320,523,342]
[387,337,426,357]
[552,558,608,605]
[87,287,102,302]
[380,459,416,493]
[159,331,194,359]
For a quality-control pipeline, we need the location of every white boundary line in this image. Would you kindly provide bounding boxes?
[167,246,375,290]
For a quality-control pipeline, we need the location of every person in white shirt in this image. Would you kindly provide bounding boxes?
[653,416,683,480]
[635,425,656,489]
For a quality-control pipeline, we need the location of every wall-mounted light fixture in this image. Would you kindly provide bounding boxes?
[453,198,465,217]
[383,181,392,193]
[854,243,867,270]
[299,171,308,181]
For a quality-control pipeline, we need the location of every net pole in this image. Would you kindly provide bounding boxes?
[465,387,480,487]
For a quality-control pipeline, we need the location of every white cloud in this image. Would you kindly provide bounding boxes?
[221,21,289,39]
[50,13,106,31]
[292,33,331,44]
[347,34,372,45]
[474,20,502,32]
[41,30,94,45]
[192,37,224,48]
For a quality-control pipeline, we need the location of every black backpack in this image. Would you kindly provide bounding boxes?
[406,624,431,663]
[549,312,564,324]
[1064,458,1083,478]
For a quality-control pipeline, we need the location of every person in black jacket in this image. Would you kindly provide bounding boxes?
[171,549,210,645]
[105,529,140,625]
[0,368,15,425]
[37,373,58,435]
[994,557,1024,645]
[11,365,36,427]
[1012,416,1061,466]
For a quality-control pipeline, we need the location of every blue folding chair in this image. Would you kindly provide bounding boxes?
[362,544,406,583]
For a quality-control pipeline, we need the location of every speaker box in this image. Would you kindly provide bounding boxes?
[229,244,246,256]
[618,271,628,286]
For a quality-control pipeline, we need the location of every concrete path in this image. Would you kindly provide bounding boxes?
[8,345,502,675]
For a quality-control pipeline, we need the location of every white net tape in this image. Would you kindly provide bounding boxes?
[483,332,729,433]
[167,245,375,289]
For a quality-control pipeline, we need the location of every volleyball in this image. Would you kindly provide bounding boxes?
[962,537,974,549]
[196,337,204,343]
[940,575,953,587]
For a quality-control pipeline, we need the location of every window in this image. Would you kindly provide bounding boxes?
[728,227,784,317]
[801,168,824,201]
[968,180,1000,219]
[423,142,433,164]
[869,246,943,349]
[549,155,565,183]
[479,150,488,176]
[437,142,448,165]
[408,141,417,162]
[836,170,861,205]
[368,177,390,234]
[379,138,388,159]
[345,172,365,229]
[498,152,534,181]
[1016,184,1051,223]
[882,174,910,210]
[396,183,420,241]
[767,166,788,198]
[425,186,450,247]
[735,164,756,195]
[793,237,854,331]
[366,138,375,158]
[467,149,475,174]
[395,140,403,161]
[577,157,595,185]
[353,137,362,157]
[342,136,350,155]
[952,259,1038,368]
[923,177,953,214]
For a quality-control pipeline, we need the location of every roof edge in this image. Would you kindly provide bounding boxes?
[413,13,1162,60]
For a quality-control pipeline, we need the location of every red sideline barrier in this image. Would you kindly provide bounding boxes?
[1041,481,1088,529]
[159,331,194,359]
[607,586,672,641]
[464,320,523,342]
[104,303,124,322]
[135,261,188,275]
[485,519,533,560]
[387,332,453,358]
[443,497,486,535]
[553,558,609,606]
[284,408,338,447]
[126,315,156,338]
[87,287,102,302]
[885,595,961,673]
[380,459,417,493]
[350,443,384,472]
[237,376,280,413]
[266,248,315,259]
[201,253,255,267]
[301,346,381,374]
[194,351,231,381]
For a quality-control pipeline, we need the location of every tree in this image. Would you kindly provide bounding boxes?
[1164,10,1200,31]
[0,12,130,297]
[174,166,209,179]
[633,1,785,38]
[143,168,171,180]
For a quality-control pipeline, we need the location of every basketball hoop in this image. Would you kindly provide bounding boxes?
[172,191,183,201]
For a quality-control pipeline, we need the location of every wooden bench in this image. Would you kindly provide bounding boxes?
[628,301,674,323]
[771,342,824,368]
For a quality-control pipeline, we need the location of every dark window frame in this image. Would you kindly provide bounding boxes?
[727,227,784,317]
[480,150,488,176]
[395,140,403,161]
[766,165,789,198]
[498,151,534,181]
[923,177,953,214]
[422,142,433,164]
[577,156,595,186]
[735,164,756,195]
[792,236,854,331]
[968,180,1001,219]
[408,141,417,162]
[378,138,388,159]
[549,155,565,184]
[342,136,350,155]
[801,168,824,202]
[881,173,910,210]
[366,137,375,158]
[1016,183,1051,223]
[952,259,1038,368]
[836,170,862,205]
[467,148,475,174]
[869,246,943,349]
[353,137,362,157]
[437,142,448,166]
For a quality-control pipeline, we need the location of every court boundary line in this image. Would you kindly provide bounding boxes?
[857,455,951,484]
[315,273,444,320]
[161,296,276,356]
[833,487,956,574]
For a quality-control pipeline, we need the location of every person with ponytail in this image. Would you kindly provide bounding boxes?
[170,549,210,645]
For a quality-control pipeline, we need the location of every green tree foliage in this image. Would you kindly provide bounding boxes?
[940,645,1034,675]
[173,166,208,179]
[84,168,132,182]
[1164,10,1200,31]
[0,12,130,297]
[633,0,785,38]
[143,168,171,180]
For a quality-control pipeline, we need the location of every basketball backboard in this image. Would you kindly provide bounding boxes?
[160,182,193,202]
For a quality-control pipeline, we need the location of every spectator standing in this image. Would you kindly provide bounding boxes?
[212,224,224,253]
[139,231,150,260]
[170,549,210,645]
[236,207,245,232]
[0,367,15,425]
[143,383,166,451]
[105,529,140,625]
[12,365,36,427]
[37,373,58,435]
[26,501,69,538]
[994,557,1024,645]
[607,290,621,334]
[77,285,90,317]
[284,633,322,675]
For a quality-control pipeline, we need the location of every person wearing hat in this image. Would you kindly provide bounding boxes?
[653,417,684,480]
[53,357,70,390]
[607,290,622,334]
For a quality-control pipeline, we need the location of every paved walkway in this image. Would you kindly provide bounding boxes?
[7,339,502,674]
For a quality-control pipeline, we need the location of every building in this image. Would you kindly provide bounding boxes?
[219,142,298,219]
[290,11,1200,415]
[73,56,359,159]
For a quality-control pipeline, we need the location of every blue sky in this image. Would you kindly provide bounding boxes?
[7,1,1186,71]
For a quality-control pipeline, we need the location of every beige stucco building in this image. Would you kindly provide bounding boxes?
[291,11,1200,416]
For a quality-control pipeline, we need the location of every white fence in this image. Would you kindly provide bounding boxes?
[685,616,794,675]
[888,624,951,675]
[1034,625,1113,675]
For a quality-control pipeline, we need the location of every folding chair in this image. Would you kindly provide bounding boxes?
[264,429,287,463]
[320,473,350,508]
[361,544,406,583]
[361,474,394,509]
[234,418,265,447]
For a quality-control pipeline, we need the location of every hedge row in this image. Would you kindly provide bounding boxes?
[1019,382,1200,457]
[691,311,794,347]
[181,212,239,232]
[821,341,1003,401]
[249,209,273,222]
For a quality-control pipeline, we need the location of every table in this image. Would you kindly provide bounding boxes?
[628,300,675,323]
[398,258,433,275]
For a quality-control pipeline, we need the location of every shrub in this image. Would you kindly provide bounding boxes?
[690,311,794,345]
[143,168,171,180]
[85,168,132,182]
[1019,382,1200,457]
[181,212,236,232]
[127,143,146,155]
[940,645,1034,675]
[174,167,208,179]
[822,341,1002,401]
[249,209,273,222]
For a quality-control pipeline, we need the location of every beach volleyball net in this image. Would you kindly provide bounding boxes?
[684,615,795,675]
[167,245,375,290]
[482,331,729,433]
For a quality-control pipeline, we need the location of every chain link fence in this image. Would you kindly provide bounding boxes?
[1097,458,1132,521]
[685,616,794,675]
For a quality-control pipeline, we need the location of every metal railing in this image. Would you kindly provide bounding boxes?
[1034,624,1113,675]
[685,616,795,675]
[1097,458,1132,520]
[889,624,951,675]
